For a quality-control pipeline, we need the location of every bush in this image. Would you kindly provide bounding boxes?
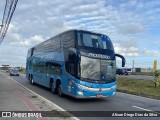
[154,70,160,88]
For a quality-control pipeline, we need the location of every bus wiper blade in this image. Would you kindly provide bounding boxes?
[80,77,92,81]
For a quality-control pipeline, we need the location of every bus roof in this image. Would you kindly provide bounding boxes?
[29,29,108,50]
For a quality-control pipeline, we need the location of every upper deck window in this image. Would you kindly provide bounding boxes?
[78,32,114,50]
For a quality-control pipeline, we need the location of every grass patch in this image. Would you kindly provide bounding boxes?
[30,95,37,98]
[19,69,26,74]
[131,72,153,76]
[117,77,160,100]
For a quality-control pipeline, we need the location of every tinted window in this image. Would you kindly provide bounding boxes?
[45,62,62,75]
[32,58,44,72]
[34,36,61,55]
[78,32,114,50]
[62,31,75,49]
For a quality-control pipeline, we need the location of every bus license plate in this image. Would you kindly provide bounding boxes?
[96,94,103,98]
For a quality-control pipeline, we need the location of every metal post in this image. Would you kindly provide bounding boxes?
[132,60,134,72]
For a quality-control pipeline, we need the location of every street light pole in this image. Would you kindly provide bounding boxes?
[132,60,135,72]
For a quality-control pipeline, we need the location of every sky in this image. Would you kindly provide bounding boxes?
[0,0,160,69]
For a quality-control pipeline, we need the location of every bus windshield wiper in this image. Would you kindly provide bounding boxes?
[80,77,92,81]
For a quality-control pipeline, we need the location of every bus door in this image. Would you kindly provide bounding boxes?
[64,50,77,94]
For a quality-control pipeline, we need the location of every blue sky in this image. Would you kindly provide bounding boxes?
[0,0,160,68]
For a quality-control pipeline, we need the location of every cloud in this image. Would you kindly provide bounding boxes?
[0,0,160,67]
[117,23,144,35]
[114,41,160,57]
[2,24,46,48]
[114,43,140,57]
[142,49,160,57]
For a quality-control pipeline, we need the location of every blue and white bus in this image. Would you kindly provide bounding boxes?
[26,29,125,98]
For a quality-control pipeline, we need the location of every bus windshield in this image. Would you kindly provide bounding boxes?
[78,32,114,50]
[80,56,116,82]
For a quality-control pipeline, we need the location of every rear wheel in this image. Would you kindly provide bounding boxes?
[58,84,63,97]
[30,76,34,85]
[50,82,56,94]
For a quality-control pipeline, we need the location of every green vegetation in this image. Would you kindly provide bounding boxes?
[19,68,26,74]
[154,70,160,88]
[116,77,160,100]
[131,72,153,76]
[30,95,37,98]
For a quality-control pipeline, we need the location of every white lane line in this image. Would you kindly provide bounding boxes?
[132,105,152,111]
[1,72,79,120]
[132,105,160,114]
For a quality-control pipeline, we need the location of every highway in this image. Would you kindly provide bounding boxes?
[1,71,160,120]
[117,75,153,80]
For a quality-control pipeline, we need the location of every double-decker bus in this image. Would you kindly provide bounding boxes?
[26,29,125,98]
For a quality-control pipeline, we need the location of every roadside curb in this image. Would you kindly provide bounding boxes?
[1,72,79,120]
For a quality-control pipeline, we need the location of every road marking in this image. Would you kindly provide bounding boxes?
[132,105,160,114]
[132,105,152,111]
[1,72,79,120]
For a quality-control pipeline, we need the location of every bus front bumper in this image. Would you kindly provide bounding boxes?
[73,82,117,98]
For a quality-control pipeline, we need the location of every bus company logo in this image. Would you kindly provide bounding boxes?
[2,112,11,117]
[42,54,55,61]
[88,53,110,59]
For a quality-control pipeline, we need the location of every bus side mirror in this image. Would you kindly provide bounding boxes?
[115,54,126,67]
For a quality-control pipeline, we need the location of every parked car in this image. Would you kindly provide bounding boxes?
[116,69,128,75]
[10,70,20,76]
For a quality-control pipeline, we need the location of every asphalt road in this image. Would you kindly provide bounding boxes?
[1,71,160,120]
[117,75,153,80]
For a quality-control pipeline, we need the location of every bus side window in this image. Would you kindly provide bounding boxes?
[45,62,50,73]
[69,63,75,76]
[48,63,62,75]
[55,64,62,75]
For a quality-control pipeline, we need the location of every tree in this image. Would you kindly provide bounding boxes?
[154,70,160,88]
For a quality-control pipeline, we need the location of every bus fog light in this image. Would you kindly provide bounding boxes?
[77,91,83,96]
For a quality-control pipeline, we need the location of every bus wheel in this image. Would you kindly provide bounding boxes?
[50,82,56,94]
[30,76,34,85]
[29,76,32,84]
[58,84,63,97]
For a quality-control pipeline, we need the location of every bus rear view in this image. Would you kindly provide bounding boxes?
[26,30,125,98]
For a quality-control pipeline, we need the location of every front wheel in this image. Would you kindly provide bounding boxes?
[58,84,63,97]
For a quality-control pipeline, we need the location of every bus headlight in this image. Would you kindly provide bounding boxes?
[76,83,89,90]
[77,91,83,96]
[72,81,88,90]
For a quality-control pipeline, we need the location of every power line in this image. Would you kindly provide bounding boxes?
[0,0,18,44]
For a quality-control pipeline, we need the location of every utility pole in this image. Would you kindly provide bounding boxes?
[132,60,134,72]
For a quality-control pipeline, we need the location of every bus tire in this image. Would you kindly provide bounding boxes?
[50,82,56,94]
[29,75,32,84]
[58,84,63,97]
[30,75,34,85]
[28,74,30,80]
